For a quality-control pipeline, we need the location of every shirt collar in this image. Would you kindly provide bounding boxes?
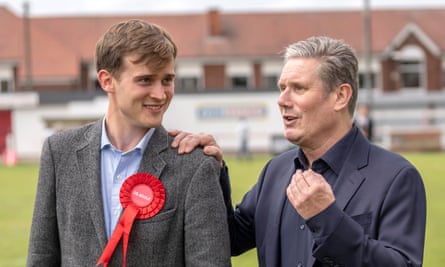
[100,117,154,153]
[294,126,358,175]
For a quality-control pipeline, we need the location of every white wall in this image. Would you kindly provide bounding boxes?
[164,92,284,152]
[11,89,445,161]
[12,92,285,160]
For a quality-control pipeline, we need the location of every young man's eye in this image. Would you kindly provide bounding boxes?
[137,77,152,85]
[162,77,174,85]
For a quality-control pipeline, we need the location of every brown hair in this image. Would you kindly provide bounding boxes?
[95,19,177,79]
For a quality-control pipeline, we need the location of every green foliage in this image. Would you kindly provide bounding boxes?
[0,153,443,266]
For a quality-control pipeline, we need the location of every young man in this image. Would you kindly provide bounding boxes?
[27,19,230,267]
[173,36,426,267]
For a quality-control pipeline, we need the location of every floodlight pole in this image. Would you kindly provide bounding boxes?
[363,0,373,110]
[23,1,33,91]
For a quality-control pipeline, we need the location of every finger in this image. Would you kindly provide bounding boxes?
[287,171,306,208]
[195,133,217,147]
[167,129,180,137]
[289,169,302,187]
[177,133,213,153]
[177,136,200,154]
[288,170,305,196]
[203,146,223,166]
[171,131,192,148]
[286,185,296,204]
[296,169,310,188]
[305,169,328,186]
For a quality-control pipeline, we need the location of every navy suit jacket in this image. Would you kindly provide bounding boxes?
[223,128,426,267]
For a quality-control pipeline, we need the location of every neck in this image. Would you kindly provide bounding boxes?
[104,116,148,152]
[302,121,352,167]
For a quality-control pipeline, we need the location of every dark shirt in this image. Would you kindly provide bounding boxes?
[280,126,358,267]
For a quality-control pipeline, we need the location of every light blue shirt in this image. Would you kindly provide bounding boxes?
[100,118,154,239]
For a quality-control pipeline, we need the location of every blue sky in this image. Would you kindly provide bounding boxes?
[2,0,445,16]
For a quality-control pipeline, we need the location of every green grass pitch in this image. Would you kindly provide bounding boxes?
[0,153,443,266]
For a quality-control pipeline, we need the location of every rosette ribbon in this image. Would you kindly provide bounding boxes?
[96,173,166,267]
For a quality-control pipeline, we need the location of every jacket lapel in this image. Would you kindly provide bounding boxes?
[137,127,168,178]
[76,120,108,247]
[333,131,369,211]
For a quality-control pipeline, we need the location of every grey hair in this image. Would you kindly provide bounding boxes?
[284,36,359,116]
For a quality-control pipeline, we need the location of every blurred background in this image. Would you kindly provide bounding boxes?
[1,0,445,266]
[1,0,445,162]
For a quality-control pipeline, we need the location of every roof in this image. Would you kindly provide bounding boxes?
[0,6,445,81]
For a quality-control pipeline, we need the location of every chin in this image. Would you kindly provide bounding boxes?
[284,132,301,144]
[140,121,160,129]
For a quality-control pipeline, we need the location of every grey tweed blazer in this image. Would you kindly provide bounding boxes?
[27,120,231,267]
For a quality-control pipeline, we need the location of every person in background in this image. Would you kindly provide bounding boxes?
[172,36,426,267]
[236,116,251,159]
[27,19,230,267]
[355,103,374,141]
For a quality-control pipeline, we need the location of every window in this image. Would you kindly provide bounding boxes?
[231,76,248,89]
[1,80,9,93]
[394,45,425,89]
[176,77,199,92]
[358,73,376,89]
[400,60,422,88]
[227,62,251,90]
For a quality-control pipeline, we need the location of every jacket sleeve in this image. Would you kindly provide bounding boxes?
[220,161,263,256]
[184,156,231,267]
[308,165,426,267]
[27,138,61,267]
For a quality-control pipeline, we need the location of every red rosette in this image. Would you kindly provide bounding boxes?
[97,173,166,267]
[120,172,166,219]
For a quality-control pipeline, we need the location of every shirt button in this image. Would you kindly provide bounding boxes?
[113,209,119,216]
[116,174,122,180]
[299,224,305,230]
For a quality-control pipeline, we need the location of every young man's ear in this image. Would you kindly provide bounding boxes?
[97,69,114,93]
[334,83,352,112]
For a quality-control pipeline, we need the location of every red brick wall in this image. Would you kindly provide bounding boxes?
[204,64,226,89]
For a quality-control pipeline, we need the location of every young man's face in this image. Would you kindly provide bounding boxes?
[108,54,176,131]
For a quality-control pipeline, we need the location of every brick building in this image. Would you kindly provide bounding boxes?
[1,6,445,157]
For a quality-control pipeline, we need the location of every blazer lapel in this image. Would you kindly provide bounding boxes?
[333,162,366,210]
[333,131,369,210]
[76,120,108,247]
[137,126,168,178]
